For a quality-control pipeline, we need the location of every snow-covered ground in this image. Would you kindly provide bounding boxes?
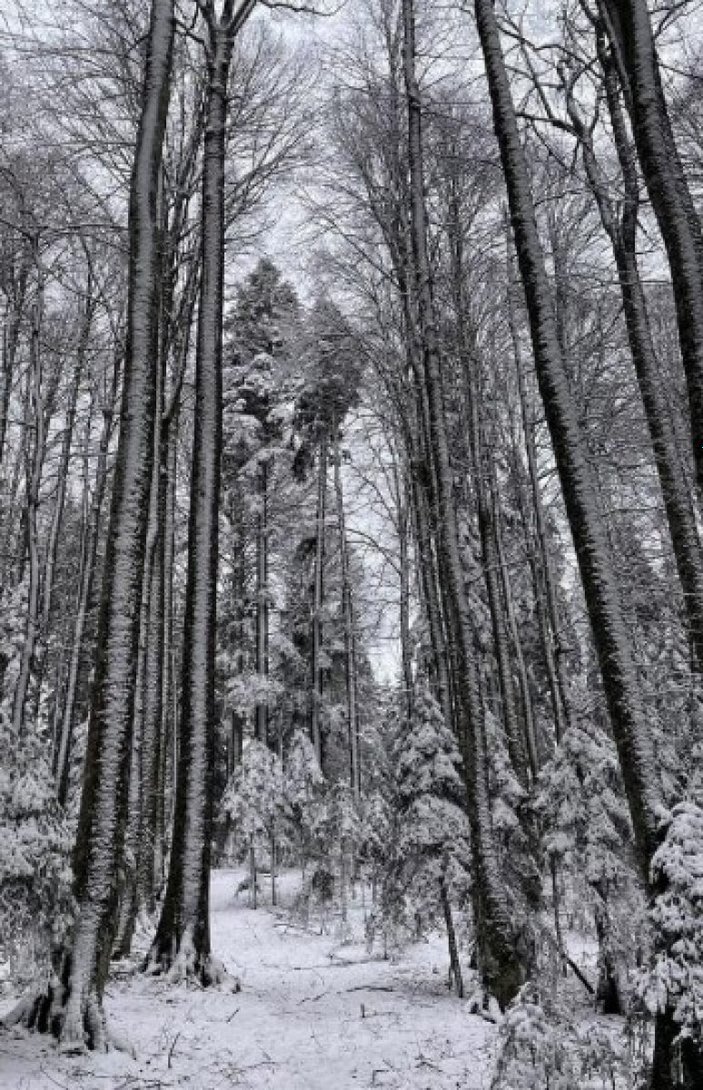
[0,869,498,1089]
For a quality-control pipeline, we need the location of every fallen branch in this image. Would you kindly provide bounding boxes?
[540,925,595,997]
[167,1030,182,1068]
[343,985,395,994]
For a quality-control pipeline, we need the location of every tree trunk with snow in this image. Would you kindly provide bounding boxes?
[0,262,29,467]
[35,279,94,724]
[402,0,527,1008]
[474,11,693,1074]
[54,350,120,806]
[310,431,327,769]
[506,266,572,744]
[12,263,45,738]
[599,0,703,504]
[474,0,662,872]
[440,878,464,999]
[334,440,361,798]
[255,459,269,744]
[563,38,703,676]
[18,0,175,1048]
[148,4,242,983]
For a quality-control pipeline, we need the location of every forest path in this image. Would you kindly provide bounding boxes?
[0,869,497,1089]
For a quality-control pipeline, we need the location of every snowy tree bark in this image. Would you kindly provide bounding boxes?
[37,278,94,719]
[255,459,269,744]
[506,265,572,745]
[490,477,539,779]
[440,878,464,999]
[149,0,253,983]
[113,316,167,958]
[474,0,662,872]
[12,255,44,737]
[334,440,361,798]
[0,256,29,467]
[54,347,120,806]
[561,39,703,675]
[136,408,168,914]
[599,0,703,502]
[17,0,175,1048]
[474,9,699,1081]
[310,431,327,768]
[402,0,528,1008]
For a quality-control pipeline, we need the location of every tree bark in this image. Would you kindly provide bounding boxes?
[0,259,29,466]
[255,458,269,744]
[440,878,464,999]
[12,263,45,737]
[334,440,361,798]
[310,431,327,768]
[599,0,703,501]
[54,350,120,806]
[20,0,175,1048]
[562,40,703,675]
[402,0,527,1008]
[506,279,571,744]
[149,2,244,982]
[474,0,662,878]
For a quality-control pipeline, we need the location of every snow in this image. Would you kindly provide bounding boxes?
[0,868,497,1089]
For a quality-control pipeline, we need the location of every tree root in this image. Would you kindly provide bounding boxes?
[3,980,100,1053]
[143,944,240,992]
[2,975,134,1055]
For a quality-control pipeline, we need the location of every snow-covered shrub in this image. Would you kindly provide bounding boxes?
[285,729,324,857]
[369,689,471,960]
[535,720,645,1011]
[0,581,28,708]
[0,711,72,988]
[638,801,703,1041]
[221,739,289,866]
[491,985,638,1089]
[486,720,538,912]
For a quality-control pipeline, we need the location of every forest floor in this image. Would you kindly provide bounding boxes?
[0,869,498,1090]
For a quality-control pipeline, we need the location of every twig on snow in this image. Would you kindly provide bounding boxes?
[167,1029,182,1068]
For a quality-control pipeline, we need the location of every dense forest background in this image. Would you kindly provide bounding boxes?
[1,1,703,1087]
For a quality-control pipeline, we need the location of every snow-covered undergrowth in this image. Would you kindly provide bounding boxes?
[490,981,647,1090]
[0,868,497,1089]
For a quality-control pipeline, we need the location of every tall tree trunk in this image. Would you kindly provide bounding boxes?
[0,261,29,466]
[42,280,94,644]
[599,0,703,502]
[310,432,327,768]
[440,878,464,999]
[137,409,168,914]
[149,3,248,982]
[395,464,414,716]
[402,0,527,1008]
[113,313,167,958]
[157,266,196,874]
[12,264,44,737]
[506,273,571,743]
[54,350,120,806]
[475,12,696,1079]
[157,401,179,882]
[255,458,269,744]
[562,39,703,675]
[18,0,175,1048]
[471,394,529,788]
[474,0,662,873]
[334,440,361,798]
[490,471,540,780]
[409,452,454,733]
